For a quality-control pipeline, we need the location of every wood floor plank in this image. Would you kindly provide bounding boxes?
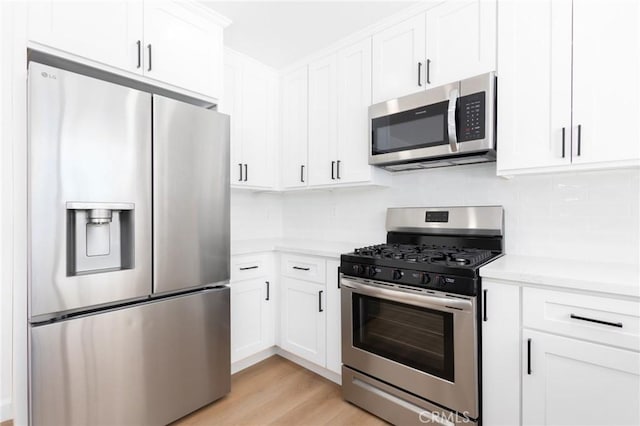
[172,355,387,426]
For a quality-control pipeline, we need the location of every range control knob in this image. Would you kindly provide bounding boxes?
[392,269,404,280]
[368,266,378,278]
[421,273,431,285]
[352,264,364,275]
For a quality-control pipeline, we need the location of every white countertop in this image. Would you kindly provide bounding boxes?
[231,238,362,258]
[480,255,640,298]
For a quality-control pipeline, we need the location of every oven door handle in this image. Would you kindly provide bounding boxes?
[447,88,459,153]
[341,278,473,312]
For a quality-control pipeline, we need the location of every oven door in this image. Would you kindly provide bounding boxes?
[341,277,478,419]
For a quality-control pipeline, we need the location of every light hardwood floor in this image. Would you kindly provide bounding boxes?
[172,355,388,426]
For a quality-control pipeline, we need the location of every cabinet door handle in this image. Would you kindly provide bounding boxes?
[239,265,258,271]
[577,124,582,156]
[561,127,566,158]
[483,289,488,322]
[336,160,341,179]
[238,163,243,181]
[426,59,431,85]
[244,164,248,182]
[292,266,310,271]
[136,40,141,69]
[300,165,305,183]
[147,44,152,71]
[331,161,335,179]
[527,338,532,375]
[265,281,270,301]
[318,290,323,312]
[570,313,622,328]
[337,266,341,289]
[418,62,422,87]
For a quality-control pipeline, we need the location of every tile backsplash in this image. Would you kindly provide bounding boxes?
[233,164,639,265]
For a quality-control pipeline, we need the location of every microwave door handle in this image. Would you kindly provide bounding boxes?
[447,88,460,152]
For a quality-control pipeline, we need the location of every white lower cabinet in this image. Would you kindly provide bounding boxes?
[279,276,326,366]
[230,253,275,363]
[481,281,521,426]
[482,280,640,426]
[522,329,640,426]
[325,260,341,375]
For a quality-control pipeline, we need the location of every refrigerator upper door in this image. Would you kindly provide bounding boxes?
[153,95,230,294]
[28,62,152,320]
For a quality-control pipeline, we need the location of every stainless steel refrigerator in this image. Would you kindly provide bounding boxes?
[28,62,230,425]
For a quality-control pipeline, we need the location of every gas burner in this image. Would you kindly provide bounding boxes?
[351,244,494,268]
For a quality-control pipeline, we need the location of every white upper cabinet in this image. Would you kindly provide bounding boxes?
[372,1,496,103]
[308,54,338,186]
[27,0,229,99]
[281,67,309,189]
[143,1,225,98]
[222,49,277,189]
[28,1,143,72]
[425,0,496,86]
[498,0,640,175]
[571,0,640,165]
[372,14,426,103]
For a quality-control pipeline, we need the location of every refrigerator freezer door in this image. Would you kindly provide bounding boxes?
[28,62,152,319]
[30,287,231,425]
[153,95,230,294]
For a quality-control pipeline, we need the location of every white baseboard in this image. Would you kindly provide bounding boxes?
[0,397,12,423]
[231,346,278,375]
[276,348,341,385]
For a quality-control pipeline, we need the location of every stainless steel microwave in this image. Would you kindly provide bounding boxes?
[369,72,496,171]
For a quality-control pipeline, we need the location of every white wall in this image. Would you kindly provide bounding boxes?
[282,164,640,265]
[231,189,283,241]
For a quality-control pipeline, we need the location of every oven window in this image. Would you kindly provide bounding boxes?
[352,294,454,382]
[371,100,448,155]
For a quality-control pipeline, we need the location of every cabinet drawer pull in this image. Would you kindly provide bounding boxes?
[136,40,141,69]
[336,160,341,179]
[418,62,422,87]
[331,161,335,180]
[244,164,248,182]
[570,313,622,328]
[147,44,152,71]
[238,163,243,181]
[483,289,488,322]
[265,281,270,301]
[577,124,582,156]
[239,265,258,271]
[319,290,323,312]
[292,266,310,271]
[426,59,431,85]
[561,127,566,158]
[300,165,305,183]
[337,266,341,289]
[527,338,532,375]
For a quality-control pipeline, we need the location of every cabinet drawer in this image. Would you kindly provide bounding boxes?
[281,254,326,284]
[231,253,269,281]
[523,287,640,351]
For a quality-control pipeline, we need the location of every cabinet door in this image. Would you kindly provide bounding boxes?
[372,13,426,103]
[281,67,309,188]
[241,61,277,188]
[231,278,274,363]
[572,0,640,165]
[336,38,373,184]
[280,277,326,367]
[28,0,143,73]
[221,50,244,185]
[523,330,640,426]
[496,0,572,173]
[308,54,338,186]
[425,0,496,86]
[481,281,520,426]
[325,260,341,376]
[143,1,223,98]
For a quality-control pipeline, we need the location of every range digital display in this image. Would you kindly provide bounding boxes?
[425,211,449,223]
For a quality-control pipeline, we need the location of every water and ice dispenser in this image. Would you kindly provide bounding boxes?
[66,202,135,276]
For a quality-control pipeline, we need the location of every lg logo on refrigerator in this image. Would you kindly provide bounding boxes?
[40,72,56,80]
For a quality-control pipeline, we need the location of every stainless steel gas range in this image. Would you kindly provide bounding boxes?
[340,206,504,426]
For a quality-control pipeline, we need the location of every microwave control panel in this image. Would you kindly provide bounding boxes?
[457,91,486,142]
